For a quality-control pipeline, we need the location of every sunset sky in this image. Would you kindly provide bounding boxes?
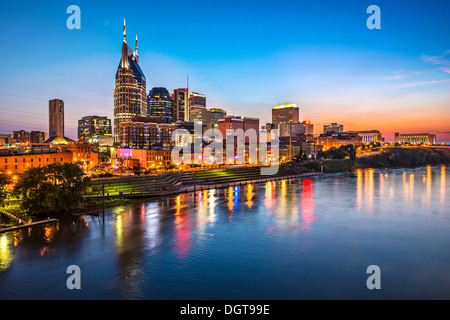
[0,0,449,142]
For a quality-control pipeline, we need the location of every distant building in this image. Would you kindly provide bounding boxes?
[323,123,343,134]
[12,130,29,140]
[78,116,112,143]
[302,120,314,135]
[173,88,189,122]
[114,20,147,142]
[0,134,10,147]
[119,117,177,149]
[394,133,436,145]
[58,143,98,167]
[347,130,383,143]
[278,122,305,137]
[49,99,64,137]
[29,131,48,144]
[189,92,206,109]
[209,108,227,128]
[148,87,173,123]
[190,106,211,126]
[272,104,299,125]
[0,149,74,174]
[260,123,276,144]
[218,116,259,143]
[112,148,172,169]
[308,133,362,151]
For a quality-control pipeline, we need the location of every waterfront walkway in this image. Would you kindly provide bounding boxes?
[84,164,323,199]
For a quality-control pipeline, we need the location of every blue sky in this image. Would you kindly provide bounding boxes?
[0,0,449,142]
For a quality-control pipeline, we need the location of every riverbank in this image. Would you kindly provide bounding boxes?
[0,218,58,234]
[306,147,450,173]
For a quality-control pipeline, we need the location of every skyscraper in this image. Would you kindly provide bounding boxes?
[49,99,64,137]
[173,88,189,122]
[148,87,173,123]
[114,19,147,142]
[189,92,206,109]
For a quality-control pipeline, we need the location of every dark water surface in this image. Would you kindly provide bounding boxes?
[1,165,449,299]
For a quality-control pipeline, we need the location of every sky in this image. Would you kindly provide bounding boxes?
[0,0,449,142]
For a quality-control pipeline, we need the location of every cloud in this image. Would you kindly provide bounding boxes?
[381,71,426,81]
[388,78,450,89]
[381,74,407,80]
[422,51,450,74]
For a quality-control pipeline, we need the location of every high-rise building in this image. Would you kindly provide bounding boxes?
[190,106,211,126]
[114,19,147,142]
[209,108,227,128]
[119,116,179,149]
[78,115,112,143]
[173,88,189,122]
[189,92,206,109]
[148,87,173,123]
[49,99,64,137]
[323,123,343,134]
[272,104,299,125]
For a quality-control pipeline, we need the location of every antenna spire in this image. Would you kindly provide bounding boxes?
[123,18,126,43]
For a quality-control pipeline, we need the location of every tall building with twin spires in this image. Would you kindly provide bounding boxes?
[113,19,147,143]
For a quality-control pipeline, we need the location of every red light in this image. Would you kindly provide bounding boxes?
[304,120,310,125]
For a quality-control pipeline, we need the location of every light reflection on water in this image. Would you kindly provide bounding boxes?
[0,165,449,299]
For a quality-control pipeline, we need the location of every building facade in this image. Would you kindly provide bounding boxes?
[0,149,74,174]
[119,117,176,149]
[323,123,343,134]
[173,88,189,122]
[394,133,436,145]
[189,92,206,109]
[272,104,299,125]
[78,115,112,143]
[114,20,147,142]
[148,87,173,123]
[49,99,64,137]
[218,116,260,143]
[29,131,48,144]
[347,130,383,143]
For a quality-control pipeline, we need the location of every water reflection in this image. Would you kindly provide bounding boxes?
[0,234,13,271]
[356,168,375,212]
[300,179,315,232]
[0,165,449,300]
[441,165,446,204]
[174,195,191,261]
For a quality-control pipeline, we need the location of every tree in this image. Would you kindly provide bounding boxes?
[0,173,11,206]
[13,163,91,215]
[339,144,357,161]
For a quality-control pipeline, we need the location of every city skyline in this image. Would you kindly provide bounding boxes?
[0,0,449,142]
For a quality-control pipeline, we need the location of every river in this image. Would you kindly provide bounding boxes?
[0,165,449,299]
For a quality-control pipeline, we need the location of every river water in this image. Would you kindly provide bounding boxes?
[0,165,449,300]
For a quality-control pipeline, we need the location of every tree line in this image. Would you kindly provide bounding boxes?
[1,163,91,216]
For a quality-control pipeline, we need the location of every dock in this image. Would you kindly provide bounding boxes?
[0,218,58,234]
